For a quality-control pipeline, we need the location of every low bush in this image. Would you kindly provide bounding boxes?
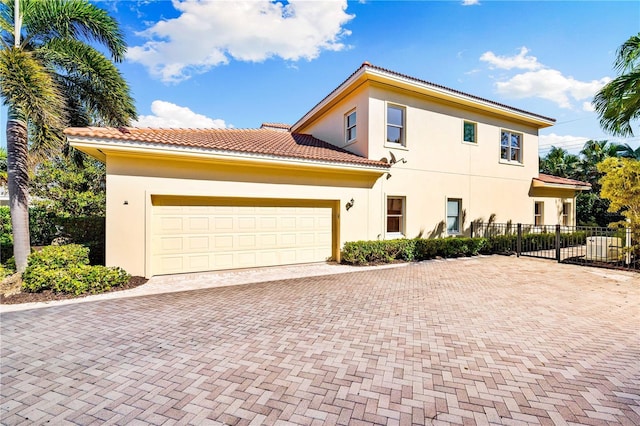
[21,244,130,295]
[26,244,90,269]
[22,264,129,295]
[341,237,487,265]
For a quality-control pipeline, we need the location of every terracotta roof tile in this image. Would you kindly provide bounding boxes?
[535,173,591,187]
[64,127,389,168]
[260,123,291,131]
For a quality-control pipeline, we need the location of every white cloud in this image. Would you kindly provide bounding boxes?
[462,0,480,5]
[133,100,229,128]
[582,101,595,112]
[495,69,610,109]
[539,133,590,152]
[127,0,354,83]
[480,47,542,71]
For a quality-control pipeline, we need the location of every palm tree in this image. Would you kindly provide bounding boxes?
[578,140,624,184]
[539,146,581,178]
[593,33,640,137]
[0,0,136,271]
[617,143,640,160]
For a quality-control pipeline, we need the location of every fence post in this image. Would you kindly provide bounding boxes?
[470,222,475,238]
[626,225,632,266]
[555,224,561,263]
[517,223,522,257]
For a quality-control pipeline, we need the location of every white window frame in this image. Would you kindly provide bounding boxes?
[463,121,477,144]
[500,129,523,163]
[345,109,357,145]
[534,201,544,226]
[386,196,405,237]
[446,198,462,235]
[386,104,406,147]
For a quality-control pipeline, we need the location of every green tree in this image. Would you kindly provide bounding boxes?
[593,33,640,137]
[30,154,105,217]
[540,146,580,178]
[597,157,640,258]
[617,143,640,160]
[0,0,136,271]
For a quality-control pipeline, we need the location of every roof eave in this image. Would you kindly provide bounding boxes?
[532,179,591,191]
[67,136,390,174]
[292,65,555,132]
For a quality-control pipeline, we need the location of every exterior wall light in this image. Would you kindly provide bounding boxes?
[345,198,355,211]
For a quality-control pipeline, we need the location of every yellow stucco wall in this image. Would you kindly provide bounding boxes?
[105,153,386,276]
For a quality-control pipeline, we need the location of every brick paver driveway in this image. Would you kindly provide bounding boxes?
[1,256,639,425]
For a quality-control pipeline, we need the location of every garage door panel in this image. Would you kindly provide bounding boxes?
[152,202,332,275]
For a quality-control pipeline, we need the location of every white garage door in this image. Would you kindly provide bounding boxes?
[151,200,333,275]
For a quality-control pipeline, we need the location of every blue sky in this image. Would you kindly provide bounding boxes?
[2,0,639,154]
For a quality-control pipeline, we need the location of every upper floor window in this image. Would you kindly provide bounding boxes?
[534,201,544,226]
[386,105,405,145]
[345,110,356,144]
[463,121,477,143]
[447,199,462,234]
[562,202,571,226]
[387,197,405,235]
[501,130,522,163]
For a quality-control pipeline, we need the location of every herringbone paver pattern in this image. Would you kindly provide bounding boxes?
[1,256,639,425]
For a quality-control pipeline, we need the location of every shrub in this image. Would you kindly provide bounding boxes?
[26,244,89,269]
[21,244,130,295]
[341,237,487,265]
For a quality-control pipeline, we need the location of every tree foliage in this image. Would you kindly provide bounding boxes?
[593,33,640,137]
[30,153,105,217]
[540,140,626,226]
[0,0,136,271]
[597,157,640,256]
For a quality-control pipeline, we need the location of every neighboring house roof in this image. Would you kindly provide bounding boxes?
[533,173,591,190]
[64,127,390,169]
[260,123,291,131]
[293,62,556,132]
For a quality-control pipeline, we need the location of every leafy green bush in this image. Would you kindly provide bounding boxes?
[26,244,89,269]
[341,237,487,265]
[22,264,129,295]
[21,244,130,295]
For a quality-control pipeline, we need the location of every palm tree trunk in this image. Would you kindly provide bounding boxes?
[6,117,31,272]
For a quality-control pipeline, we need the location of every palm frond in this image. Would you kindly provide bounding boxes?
[0,47,66,129]
[21,0,126,61]
[593,69,640,137]
[614,33,640,73]
[0,0,14,37]
[40,38,136,126]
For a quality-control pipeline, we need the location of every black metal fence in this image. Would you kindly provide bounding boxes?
[471,222,638,272]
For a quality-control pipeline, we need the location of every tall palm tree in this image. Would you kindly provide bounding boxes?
[0,0,136,271]
[539,146,581,178]
[593,33,640,137]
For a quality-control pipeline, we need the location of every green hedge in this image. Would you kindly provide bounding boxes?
[21,244,129,295]
[0,206,105,265]
[341,237,487,265]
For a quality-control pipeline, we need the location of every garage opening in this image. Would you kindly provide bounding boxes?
[150,195,337,275]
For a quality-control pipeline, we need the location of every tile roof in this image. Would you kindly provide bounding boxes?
[260,123,291,131]
[535,173,591,188]
[64,127,389,169]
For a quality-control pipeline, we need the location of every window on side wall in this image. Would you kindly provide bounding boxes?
[562,202,571,226]
[534,201,544,226]
[345,110,356,144]
[500,130,522,163]
[386,105,405,146]
[447,199,462,234]
[463,121,477,143]
[386,197,405,235]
